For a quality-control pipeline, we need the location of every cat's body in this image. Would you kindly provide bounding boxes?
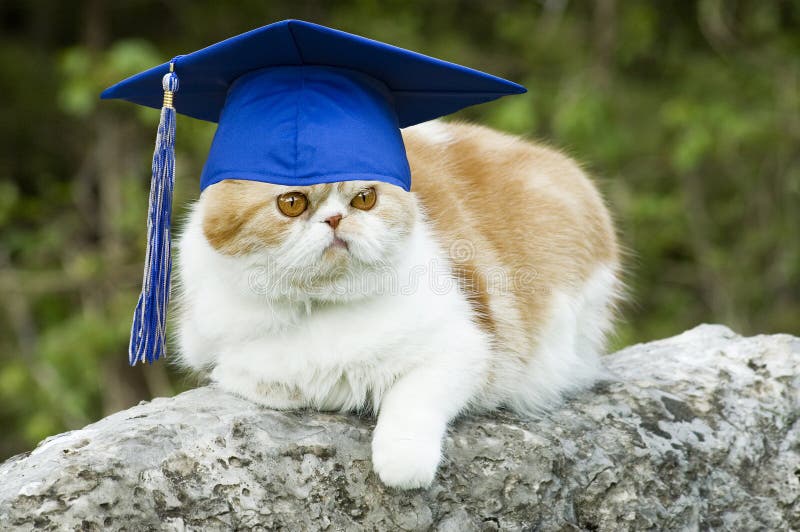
[175,120,620,489]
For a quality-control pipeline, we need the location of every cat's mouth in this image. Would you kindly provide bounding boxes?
[320,235,350,265]
[325,235,349,252]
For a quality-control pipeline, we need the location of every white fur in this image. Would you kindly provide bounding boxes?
[175,190,618,489]
[496,265,620,414]
[176,195,492,488]
[407,120,454,145]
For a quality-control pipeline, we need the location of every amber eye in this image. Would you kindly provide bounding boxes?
[277,192,308,217]
[351,187,377,211]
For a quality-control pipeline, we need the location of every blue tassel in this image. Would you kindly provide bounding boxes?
[129,62,180,365]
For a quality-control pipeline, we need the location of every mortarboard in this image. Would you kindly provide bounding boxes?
[102,19,526,365]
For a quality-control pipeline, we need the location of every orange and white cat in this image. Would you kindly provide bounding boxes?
[175,120,621,489]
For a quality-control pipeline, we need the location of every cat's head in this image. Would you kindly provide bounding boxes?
[198,179,418,299]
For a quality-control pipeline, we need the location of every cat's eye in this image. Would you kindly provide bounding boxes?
[277,191,308,217]
[351,187,377,211]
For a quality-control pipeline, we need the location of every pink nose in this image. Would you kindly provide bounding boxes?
[325,214,342,229]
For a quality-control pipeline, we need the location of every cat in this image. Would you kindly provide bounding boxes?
[174,120,621,489]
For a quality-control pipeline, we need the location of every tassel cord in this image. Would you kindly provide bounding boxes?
[129,65,179,365]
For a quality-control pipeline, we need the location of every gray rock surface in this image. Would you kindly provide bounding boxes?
[0,324,798,531]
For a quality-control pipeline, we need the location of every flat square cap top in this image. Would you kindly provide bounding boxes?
[100,19,526,127]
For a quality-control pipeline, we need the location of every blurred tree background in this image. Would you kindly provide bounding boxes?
[1,0,798,460]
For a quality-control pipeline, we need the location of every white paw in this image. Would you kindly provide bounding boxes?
[371,427,442,489]
[211,367,306,410]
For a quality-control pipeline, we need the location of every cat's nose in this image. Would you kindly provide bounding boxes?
[324,214,342,229]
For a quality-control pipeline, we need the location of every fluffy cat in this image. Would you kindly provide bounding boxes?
[175,120,621,489]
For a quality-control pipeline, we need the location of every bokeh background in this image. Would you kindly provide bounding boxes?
[1,1,798,460]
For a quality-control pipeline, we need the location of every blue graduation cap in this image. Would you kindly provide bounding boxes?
[102,19,526,366]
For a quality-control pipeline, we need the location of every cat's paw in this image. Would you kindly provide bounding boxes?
[371,427,442,489]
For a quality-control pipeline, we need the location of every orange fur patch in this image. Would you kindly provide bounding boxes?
[402,121,619,355]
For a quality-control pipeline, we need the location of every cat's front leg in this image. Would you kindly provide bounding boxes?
[211,360,307,410]
[371,337,488,489]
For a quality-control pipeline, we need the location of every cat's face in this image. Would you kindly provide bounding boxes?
[199,179,417,296]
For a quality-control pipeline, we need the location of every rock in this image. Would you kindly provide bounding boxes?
[0,324,798,531]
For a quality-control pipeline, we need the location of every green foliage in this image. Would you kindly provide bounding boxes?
[1,0,798,459]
